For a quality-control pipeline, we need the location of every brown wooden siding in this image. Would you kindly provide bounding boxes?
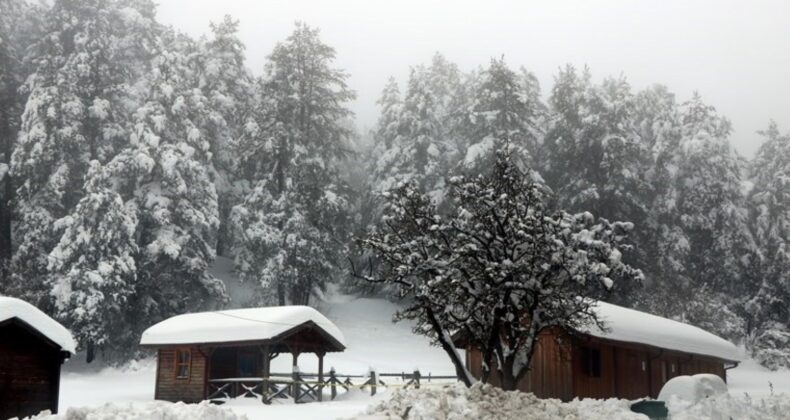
[465,329,731,401]
[155,346,208,403]
[0,320,65,419]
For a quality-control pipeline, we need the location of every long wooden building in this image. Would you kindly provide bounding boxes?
[0,296,76,419]
[139,305,345,403]
[456,301,741,401]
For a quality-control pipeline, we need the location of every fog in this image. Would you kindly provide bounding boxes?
[158,0,790,156]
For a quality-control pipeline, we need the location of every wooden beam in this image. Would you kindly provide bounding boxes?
[317,352,325,402]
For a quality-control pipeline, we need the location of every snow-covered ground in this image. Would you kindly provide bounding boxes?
[39,272,790,420]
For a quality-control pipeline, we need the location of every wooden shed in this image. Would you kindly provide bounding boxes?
[139,305,345,404]
[0,297,76,419]
[457,301,742,401]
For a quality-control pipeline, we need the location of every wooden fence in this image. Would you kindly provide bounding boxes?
[207,368,458,404]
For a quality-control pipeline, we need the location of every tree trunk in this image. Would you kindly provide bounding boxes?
[277,282,286,306]
[425,306,475,387]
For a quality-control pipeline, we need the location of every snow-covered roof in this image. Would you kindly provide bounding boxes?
[140,305,346,350]
[0,296,77,354]
[582,301,742,362]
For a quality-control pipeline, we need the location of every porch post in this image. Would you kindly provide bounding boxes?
[292,350,301,403]
[261,345,271,404]
[317,351,325,402]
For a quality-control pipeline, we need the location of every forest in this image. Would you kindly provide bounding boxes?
[0,0,788,370]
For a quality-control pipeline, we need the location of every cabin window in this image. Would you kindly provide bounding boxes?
[580,347,601,378]
[176,349,191,379]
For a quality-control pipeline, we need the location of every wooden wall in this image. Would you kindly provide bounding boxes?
[465,331,731,401]
[0,320,64,420]
[466,329,573,401]
[155,346,207,403]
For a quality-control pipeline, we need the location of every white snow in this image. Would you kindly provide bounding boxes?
[140,305,345,348]
[657,374,728,404]
[25,401,246,420]
[0,296,76,354]
[583,301,743,362]
[357,382,646,420]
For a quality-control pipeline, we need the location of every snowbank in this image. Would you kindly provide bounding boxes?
[355,383,646,420]
[657,374,727,404]
[0,296,76,354]
[140,305,345,347]
[21,401,246,420]
[584,301,742,362]
[668,392,790,420]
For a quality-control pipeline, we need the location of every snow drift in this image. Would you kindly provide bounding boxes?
[20,401,246,420]
[355,382,646,420]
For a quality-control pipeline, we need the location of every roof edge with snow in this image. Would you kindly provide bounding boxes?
[0,296,77,355]
[140,305,346,352]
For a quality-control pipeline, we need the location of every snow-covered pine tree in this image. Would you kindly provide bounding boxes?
[459,57,543,176]
[372,66,450,203]
[357,149,642,390]
[47,160,139,360]
[232,23,355,305]
[195,15,256,256]
[8,0,156,306]
[126,31,227,325]
[373,77,402,150]
[544,67,650,303]
[630,85,683,298]
[665,94,755,331]
[745,122,790,368]
[0,0,41,268]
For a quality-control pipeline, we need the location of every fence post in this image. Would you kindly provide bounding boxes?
[330,368,337,400]
[414,369,421,389]
[369,368,377,396]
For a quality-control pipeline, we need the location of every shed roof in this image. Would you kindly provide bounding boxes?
[0,296,76,354]
[582,301,742,362]
[139,305,346,351]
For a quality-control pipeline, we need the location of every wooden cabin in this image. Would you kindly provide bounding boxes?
[139,305,345,404]
[456,301,741,401]
[0,297,76,419]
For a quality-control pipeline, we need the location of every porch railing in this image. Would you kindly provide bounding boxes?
[207,368,457,404]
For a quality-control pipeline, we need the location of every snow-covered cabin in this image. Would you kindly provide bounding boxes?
[0,296,76,419]
[455,301,742,401]
[140,305,345,403]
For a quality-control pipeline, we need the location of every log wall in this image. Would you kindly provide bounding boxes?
[0,320,64,420]
[155,346,207,403]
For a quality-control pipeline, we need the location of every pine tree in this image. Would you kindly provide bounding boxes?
[372,66,450,203]
[0,0,41,268]
[196,15,256,256]
[8,0,156,305]
[127,32,227,325]
[459,57,543,176]
[745,122,790,367]
[47,160,139,360]
[233,23,355,305]
[665,94,754,328]
[544,67,650,304]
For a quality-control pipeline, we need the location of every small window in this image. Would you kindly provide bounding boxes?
[176,349,191,379]
[580,347,601,378]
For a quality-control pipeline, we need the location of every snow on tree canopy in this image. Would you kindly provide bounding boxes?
[139,305,345,348]
[583,301,742,362]
[0,296,76,354]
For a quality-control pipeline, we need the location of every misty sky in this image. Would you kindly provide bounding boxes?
[156,0,790,157]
